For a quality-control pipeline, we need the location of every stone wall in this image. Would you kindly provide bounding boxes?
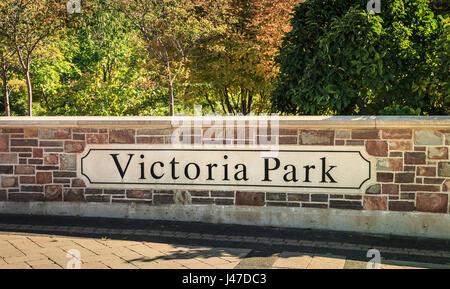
[0,116,449,236]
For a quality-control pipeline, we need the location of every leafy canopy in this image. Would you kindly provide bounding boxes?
[272,0,449,115]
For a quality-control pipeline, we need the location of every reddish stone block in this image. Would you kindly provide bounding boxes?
[363,196,387,210]
[299,130,334,145]
[64,141,85,153]
[443,179,450,192]
[279,136,298,145]
[394,173,415,183]
[416,166,436,177]
[19,176,35,184]
[428,147,448,160]
[64,189,85,202]
[38,128,71,139]
[382,158,403,171]
[389,201,415,211]
[400,184,440,192]
[44,154,59,165]
[287,193,309,202]
[0,190,6,201]
[0,135,9,152]
[14,165,35,175]
[382,184,399,195]
[352,129,379,139]
[377,172,393,182]
[43,185,62,201]
[126,190,153,199]
[382,129,412,139]
[388,140,412,151]
[86,134,109,144]
[416,193,448,213]
[0,128,23,133]
[404,152,426,165]
[365,141,388,157]
[24,128,38,138]
[1,176,18,187]
[109,129,135,144]
[73,128,98,133]
[279,129,298,136]
[36,172,52,184]
[71,178,86,187]
[236,191,265,206]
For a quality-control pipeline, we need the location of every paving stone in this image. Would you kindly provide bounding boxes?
[307,255,346,269]
[0,262,32,269]
[272,252,313,269]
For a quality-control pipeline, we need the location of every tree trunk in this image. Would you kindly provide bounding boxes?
[2,76,10,116]
[25,68,33,116]
[168,80,175,116]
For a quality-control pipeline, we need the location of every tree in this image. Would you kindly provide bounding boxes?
[0,37,15,116]
[106,0,229,116]
[0,0,67,116]
[272,0,449,115]
[188,0,299,115]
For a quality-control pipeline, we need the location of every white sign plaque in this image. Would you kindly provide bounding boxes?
[78,145,374,193]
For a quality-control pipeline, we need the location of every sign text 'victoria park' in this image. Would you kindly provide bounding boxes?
[79,146,374,193]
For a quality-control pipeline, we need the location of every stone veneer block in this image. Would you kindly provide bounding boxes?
[365,141,388,157]
[0,153,18,164]
[236,191,265,206]
[438,162,450,177]
[299,130,334,145]
[0,135,9,152]
[416,193,448,213]
[428,147,448,160]
[382,129,412,139]
[39,128,71,139]
[363,196,387,210]
[414,130,443,145]
[109,129,135,144]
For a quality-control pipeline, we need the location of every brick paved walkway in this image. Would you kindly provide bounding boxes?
[0,215,449,269]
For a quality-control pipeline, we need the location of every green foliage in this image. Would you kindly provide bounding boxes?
[272,0,449,115]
